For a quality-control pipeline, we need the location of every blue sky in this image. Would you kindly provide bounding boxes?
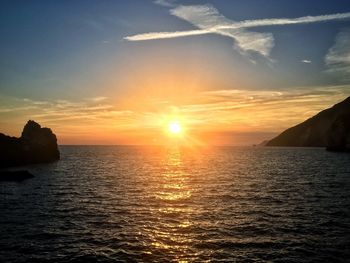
[1,0,350,144]
[1,0,349,98]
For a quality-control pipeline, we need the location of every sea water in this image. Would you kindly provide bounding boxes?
[0,146,349,262]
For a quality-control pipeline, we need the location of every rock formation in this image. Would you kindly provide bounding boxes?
[0,120,60,167]
[326,113,350,152]
[266,96,350,151]
[0,170,34,182]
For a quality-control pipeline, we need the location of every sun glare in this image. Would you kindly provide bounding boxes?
[168,121,182,134]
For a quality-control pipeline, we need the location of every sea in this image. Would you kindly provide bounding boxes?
[0,146,350,262]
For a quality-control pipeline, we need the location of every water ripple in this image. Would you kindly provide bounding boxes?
[1,146,350,262]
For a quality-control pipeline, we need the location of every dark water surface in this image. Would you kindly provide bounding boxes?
[1,146,350,262]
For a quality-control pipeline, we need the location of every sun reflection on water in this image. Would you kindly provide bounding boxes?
[146,147,198,262]
[154,149,192,202]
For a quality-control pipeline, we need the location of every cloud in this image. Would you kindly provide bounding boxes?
[87,96,108,102]
[176,85,350,132]
[128,4,274,58]
[153,0,176,7]
[234,12,350,28]
[301,60,312,64]
[124,29,208,41]
[125,4,350,60]
[325,28,350,79]
[0,95,134,128]
[0,106,38,113]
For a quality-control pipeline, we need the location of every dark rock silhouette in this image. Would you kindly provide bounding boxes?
[266,96,350,151]
[326,113,350,152]
[0,170,34,182]
[0,120,60,167]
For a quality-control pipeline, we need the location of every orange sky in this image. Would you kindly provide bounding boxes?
[1,85,349,145]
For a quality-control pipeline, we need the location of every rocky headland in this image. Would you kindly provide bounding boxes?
[0,120,60,168]
[266,96,350,152]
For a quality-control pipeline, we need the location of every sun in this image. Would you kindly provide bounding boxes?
[168,121,182,134]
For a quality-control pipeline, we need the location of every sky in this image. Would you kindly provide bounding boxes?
[1,0,350,145]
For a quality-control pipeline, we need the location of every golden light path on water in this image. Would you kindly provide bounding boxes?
[146,147,197,262]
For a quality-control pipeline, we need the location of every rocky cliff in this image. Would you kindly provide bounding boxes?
[326,113,350,152]
[0,120,60,167]
[266,96,350,151]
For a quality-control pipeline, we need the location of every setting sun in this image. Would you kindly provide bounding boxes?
[168,121,182,134]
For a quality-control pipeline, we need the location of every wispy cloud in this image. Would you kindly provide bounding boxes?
[153,0,176,7]
[176,85,350,132]
[0,96,135,131]
[301,60,312,64]
[126,4,274,58]
[87,96,108,102]
[325,28,350,80]
[234,12,350,28]
[125,4,350,60]
[125,29,208,41]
